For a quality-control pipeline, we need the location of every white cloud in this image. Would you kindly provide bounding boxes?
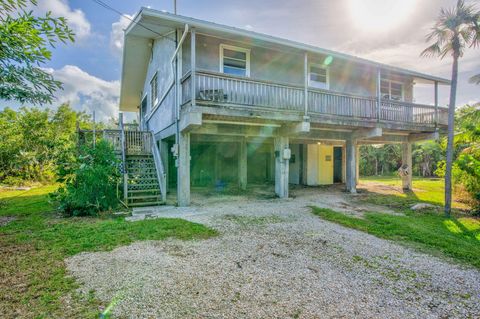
[46,65,120,121]
[110,14,133,57]
[32,0,91,40]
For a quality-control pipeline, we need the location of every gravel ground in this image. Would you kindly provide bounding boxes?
[66,186,480,318]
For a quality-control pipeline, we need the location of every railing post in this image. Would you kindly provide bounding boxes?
[191,27,196,106]
[304,52,308,117]
[376,68,381,122]
[434,81,439,127]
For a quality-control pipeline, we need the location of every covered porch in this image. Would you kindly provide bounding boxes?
[158,123,432,206]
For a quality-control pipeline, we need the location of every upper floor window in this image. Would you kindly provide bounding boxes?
[150,73,158,107]
[220,44,250,77]
[381,78,404,101]
[308,64,329,89]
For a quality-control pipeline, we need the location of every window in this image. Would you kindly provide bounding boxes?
[220,44,250,77]
[381,78,404,101]
[309,64,329,89]
[150,73,158,107]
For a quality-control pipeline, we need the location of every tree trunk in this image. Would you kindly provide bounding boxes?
[444,54,458,217]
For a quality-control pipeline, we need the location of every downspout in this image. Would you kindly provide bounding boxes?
[174,24,189,163]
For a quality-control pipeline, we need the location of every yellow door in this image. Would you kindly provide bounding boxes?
[318,145,333,185]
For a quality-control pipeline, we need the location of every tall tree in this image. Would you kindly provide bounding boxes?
[421,0,480,216]
[0,0,74,104]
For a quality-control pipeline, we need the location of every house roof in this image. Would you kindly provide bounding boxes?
[120,7,451,112]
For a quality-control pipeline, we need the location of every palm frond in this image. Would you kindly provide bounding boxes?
[421,42,442,57]
[469,74,480,84]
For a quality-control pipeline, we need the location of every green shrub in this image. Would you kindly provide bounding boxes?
[53,140,121,216]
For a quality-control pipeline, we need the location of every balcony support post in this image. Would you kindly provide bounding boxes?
[304,52,308,118]
[160,139,169,193]
[191,27,196,106]
[345,137,357,193]
[177,132,191,206]
[434,81,438,127]
[376,68,381,121]
[238,137,247,190]
[274,136,289,198]
[401,142,412,191]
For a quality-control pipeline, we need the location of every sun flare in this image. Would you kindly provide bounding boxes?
[348,0,417,32]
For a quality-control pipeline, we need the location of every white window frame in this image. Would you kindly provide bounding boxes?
[219,44,251,77]
[380,78,404,101]
[150,72,158,108]
[308,63,329,90]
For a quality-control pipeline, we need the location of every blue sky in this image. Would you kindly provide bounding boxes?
[3,0,479,120]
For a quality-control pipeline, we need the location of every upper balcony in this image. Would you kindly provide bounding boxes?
[179,70,448,129]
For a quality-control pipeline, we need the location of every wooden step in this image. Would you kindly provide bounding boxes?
[128,201,164,207]
[128,183,160,189]
[127,189,160,193]
[127,194,161,200]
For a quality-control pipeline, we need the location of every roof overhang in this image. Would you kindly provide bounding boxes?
[119,8,451,112]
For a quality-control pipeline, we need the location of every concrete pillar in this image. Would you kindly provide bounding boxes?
[401,142,413,190]
[160,139,169,193]
[345,138,357,193]
[355,144,360,185]
[238,137,247,190]
[177,132,190,206]
[274,136,289,198]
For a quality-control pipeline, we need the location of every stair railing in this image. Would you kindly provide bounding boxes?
[150,132,167,202]
[120,120,128,203]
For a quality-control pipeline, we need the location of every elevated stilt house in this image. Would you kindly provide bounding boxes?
[114,8,449,207]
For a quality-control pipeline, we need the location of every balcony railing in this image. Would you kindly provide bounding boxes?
[181,70,448,126]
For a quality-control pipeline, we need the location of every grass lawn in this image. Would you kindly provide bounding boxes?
[0,185,217,318]
[359,176,469,210]
[311,176,480,269]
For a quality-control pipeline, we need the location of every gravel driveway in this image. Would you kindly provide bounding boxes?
[66,186,480,318]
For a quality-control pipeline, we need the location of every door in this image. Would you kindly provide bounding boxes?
[318,145,333,185]
[333,147,343,183]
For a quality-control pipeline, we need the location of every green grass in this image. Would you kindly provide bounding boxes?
[359,176,468,210]
[0,185,217,318]
[311,176,480,269]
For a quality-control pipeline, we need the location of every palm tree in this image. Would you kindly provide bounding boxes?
[421,0,480,217]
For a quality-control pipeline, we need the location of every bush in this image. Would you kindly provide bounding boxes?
[53,140,121,216]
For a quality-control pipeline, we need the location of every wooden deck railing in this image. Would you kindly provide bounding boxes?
[182,71,448,126]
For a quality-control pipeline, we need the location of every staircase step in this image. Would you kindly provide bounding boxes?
[128,183,160,189]
[128,189,160,193]
[128,201,164,207]
[127,194,161,200]
[129,177,158,181]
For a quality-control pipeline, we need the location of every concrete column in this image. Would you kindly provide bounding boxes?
[177,132,190,206]
[238,137,247,190]
[160,139,169,193]
[401,142,413,190]
[274,136,289,198]
[355,144,360,185]
[345,138,357,193]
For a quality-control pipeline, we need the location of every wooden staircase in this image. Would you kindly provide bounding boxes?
[126,154,163,207]
[104,123,167,208]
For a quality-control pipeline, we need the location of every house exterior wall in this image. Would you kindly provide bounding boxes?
[143,36,176,133]
[186,34,414,100]
[288,144,301,185]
